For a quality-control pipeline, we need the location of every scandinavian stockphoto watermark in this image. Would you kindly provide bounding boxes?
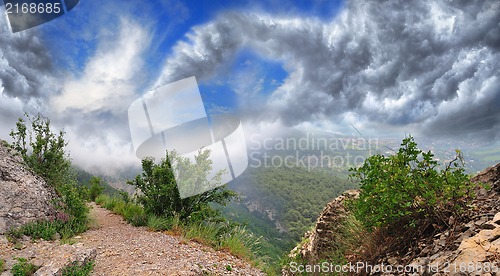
[248,133,379,171]
[128,76,248,199]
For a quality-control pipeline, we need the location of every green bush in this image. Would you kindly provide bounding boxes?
[11,258,39,276]
[21,220,59,240]
[350,136,474,231]
[128,149,237,222]
[61,261,94,276]
[9,114,70,188]
[94,194,109,205]
[0,259,5,272]
[88,177,105,202]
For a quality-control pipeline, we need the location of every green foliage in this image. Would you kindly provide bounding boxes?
[11,258,39,276]
[61,261,94,276]
[147,214,173,231]
[21,220,59,240]
[0,259,5,272]
[55,184,89,226]
[9,114,89,238]
[349,136,474,231]
[88,177,105,201]
[96,194,148,226]
[10,114,70,188]
[74,168,119,196]
[8,210,88,241]
[128,149,237,222]
[223,165,356,261]
[94,194,107,205]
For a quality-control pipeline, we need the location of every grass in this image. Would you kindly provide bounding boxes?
[0,259,5,272]
[61,261,95,276]
[147,214,173,231]
[7,217,89,243]
[96,194,148,226]
[11,258,39,276]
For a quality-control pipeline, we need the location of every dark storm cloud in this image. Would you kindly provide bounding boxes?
[0,12,55,102]
[155,0,500,139]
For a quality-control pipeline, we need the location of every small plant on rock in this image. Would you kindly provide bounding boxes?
[61,261,95,276]
[11,258,39,276]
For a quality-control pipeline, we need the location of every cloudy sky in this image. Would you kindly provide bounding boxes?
[0,0,499,175]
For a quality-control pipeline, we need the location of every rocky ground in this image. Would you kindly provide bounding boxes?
[0,203,264,275]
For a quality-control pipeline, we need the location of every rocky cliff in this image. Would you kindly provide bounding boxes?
[0,141,57,233]
[288,163,500,275]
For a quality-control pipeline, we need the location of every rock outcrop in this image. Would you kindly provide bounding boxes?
[0,141,57,233]
[289,189,359,263]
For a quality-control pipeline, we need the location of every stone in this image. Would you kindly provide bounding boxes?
[493,212,500,225]
[33,246,97,276]
[471,163,500,188]
[288,189,359,263]
[0,142,57,234]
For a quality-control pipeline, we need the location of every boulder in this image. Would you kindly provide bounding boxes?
[0,142,57,233]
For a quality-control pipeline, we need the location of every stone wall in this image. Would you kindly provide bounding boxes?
[0,142,57,233]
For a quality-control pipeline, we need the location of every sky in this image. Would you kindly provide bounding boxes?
[0,0,499,175]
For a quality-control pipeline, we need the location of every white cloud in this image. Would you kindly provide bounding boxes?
[40,18,152,176]
[51,18,150,114]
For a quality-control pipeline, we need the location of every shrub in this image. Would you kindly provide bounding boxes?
[94,194,109,205]
[11,258,39,276]
[61,261,94,276]
[128,149,237,222]
[9,114,70,189]
[21,220,59,240]
[350,136,474,231]
[88,177,105,202]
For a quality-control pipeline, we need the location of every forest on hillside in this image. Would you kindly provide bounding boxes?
[224,166,358,260]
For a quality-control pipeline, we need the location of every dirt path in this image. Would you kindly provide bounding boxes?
[0,204,264,275]
[81,203,264,275]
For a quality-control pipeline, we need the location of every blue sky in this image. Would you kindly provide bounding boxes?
[0,0,499,174]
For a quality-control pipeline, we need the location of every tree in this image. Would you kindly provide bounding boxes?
[129,149,237,222]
